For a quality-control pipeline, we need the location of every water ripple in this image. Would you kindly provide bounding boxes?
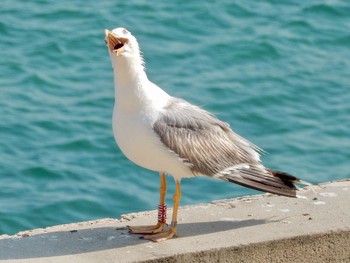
[1,0,349,235]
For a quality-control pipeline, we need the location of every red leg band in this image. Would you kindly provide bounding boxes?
[157,204,167,223]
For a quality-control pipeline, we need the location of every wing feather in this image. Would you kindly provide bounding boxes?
[153,98,262,176]
[152,98,304,198]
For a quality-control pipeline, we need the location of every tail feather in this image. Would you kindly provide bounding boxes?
[225,167,303,198]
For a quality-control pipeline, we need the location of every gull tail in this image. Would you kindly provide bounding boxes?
[224,166,307,198]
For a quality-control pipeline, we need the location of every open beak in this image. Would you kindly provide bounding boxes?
[104,29,129,55]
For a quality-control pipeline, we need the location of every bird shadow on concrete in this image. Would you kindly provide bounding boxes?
[0,218,268,260]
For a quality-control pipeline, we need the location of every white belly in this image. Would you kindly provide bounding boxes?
[112,108,193,181]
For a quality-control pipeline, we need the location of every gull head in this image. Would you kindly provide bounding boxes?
[104,27,142,62]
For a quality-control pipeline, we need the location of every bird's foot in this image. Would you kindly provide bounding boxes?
[128,222,165,234]
[141,228,176,242]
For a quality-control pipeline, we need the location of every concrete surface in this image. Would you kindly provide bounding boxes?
[0,179,349,263]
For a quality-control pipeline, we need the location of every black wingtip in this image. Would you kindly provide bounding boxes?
[225,168,304,198]
[268,169,299,188]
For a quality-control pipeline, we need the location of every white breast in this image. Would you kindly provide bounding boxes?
[112,82,194,181]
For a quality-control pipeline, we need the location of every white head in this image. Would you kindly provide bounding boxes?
[104,27,144,71]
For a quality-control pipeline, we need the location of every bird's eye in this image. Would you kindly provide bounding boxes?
[104,39,107,45]
[122,29,129,35]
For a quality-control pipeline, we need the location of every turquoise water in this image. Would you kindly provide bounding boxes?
[1,0,349,235]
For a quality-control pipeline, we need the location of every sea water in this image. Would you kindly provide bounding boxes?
[0,0,349,234]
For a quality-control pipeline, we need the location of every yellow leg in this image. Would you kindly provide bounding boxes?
[128,172,167,234]
[143,180,181,242]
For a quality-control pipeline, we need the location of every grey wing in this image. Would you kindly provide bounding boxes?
[153,98,264,177]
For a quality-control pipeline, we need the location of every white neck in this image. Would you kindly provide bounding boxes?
[111,51,170,115]
[112,55,148,112]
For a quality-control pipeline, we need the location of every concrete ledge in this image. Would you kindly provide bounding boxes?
[0,179,349,263]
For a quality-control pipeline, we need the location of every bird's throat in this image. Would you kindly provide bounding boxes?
[113,61,148,112]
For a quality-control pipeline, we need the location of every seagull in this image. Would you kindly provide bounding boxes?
[105,27,309,242]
